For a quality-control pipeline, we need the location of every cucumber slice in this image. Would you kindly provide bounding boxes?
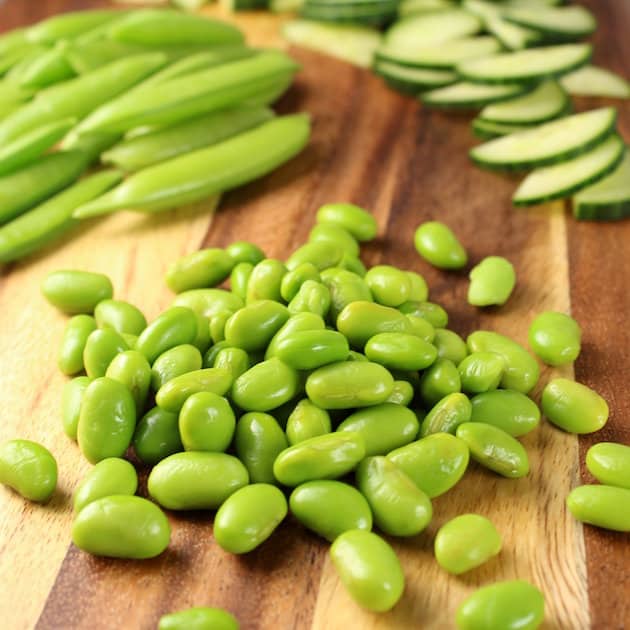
[375,61,457,93]
[513,134,624,206]
[457,44,592,84]
[270,0,304,11]
[471,117,533,140]
[560,65,630,99]
[398,0,455,17]
[376,36,501,70]
[283,20,381,68]
[422,81,529,109]
[471,107,617,170]
[503,5,596,41]
[573,150,630,220]
[479,80,569,125]
[301,5,396,25]
[505,0,564,7]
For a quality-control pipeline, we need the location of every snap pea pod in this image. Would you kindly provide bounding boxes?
[64,40,151,75]
[0,29,28,58]
[17,43,76,89]
[1,45,49,79]
[74,114,310,216]
[60,130,122,166]
[27,10,123,44]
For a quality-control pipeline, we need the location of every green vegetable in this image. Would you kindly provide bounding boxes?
[230,262,254,299]
[280,263,320,302]
[42,269,113,314]
[224,300,289,352]
[470,389,540,437]
[413,221,467,269]
[105,350,152,412]
[433,328,468,364]
[58,315,97,375]
[467,256,516,307]
[422,81,528,109]
[27,10,122,44]
[151,344,202,390]
[528,311,581,366]
[0,439,57,502]
[316,202,378,241]
[275,329,349,369]
[214,347,250,381]
[156,368,233,413]
[246,259,287,303]
[172,288,243,320]
[136,306,198,363]
[364,331,437,370]
[400,300,448,328]
[83,328,129,378]
[179,391,235,452]
[94,299,147,336]
[458,352,505,393]
[158,607,238,630]
[586,442,630,490]
[61,376,91,440]
[286,241,343,272]
[502,4,596,40]
[323,270,373,321]
[420,358,461,406]
[337,301,412,348]
[166,247,234,293]
[288,280,331,318]
[309,223,360,257]
[387,379,415,406]
[560,64,630,99]
[566,485,630,532]
[286,399,331,445]
[73,457,137,513]
[420,392,472,437]
[132,406,182,466]
[364,265,410,307]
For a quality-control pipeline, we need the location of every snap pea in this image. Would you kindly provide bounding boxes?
[420,392,472,437]
[414,221,467,270]
[133,406,182,466]
[0,29,28,57]
[173,288,243,320]
[432,328,468,364]
[528,311,581,366]
[468,256,516,307]
[42,269,113,315]
[60,129,121,166]
[399,300,448,328]
[214,483,288,554]
[214,347,250,381]
[105,350,152,413]
[566,485,630,532]
[322,269,372,321]
[541,378,608,434]
[77,377,136,464]
[406,271,429,302]
[337,301,412,348]
[156,367,232,413]
[151,344,202,390]
[61,376,91,440]
[286,399,331,445]
[316,203,378,241]
[586,442,630,489]
[83,328,129,378]
[456,422,529,479]
[388,433,469,498]
[158,607,238,630]
[288,280,331,317]
[387,379,415,406]
[148,451,248,510]
[470,389,540,437]
[72,495,170,559]
[273,431,366,486]
[58,315,97,375]
[290,480,372,541]
[265,312,325,359]
[309,223,360,257]
[166,247,234,293]
[224,300,289,352]
[179,391,235,452]
[18,44,76,89]
[275,329,348,369]
[27,10,122,44]
[280,262,320,302]
[456,580,544,630]
[365,265,411,307]
[435,514,502,575]
[94,299,147,336]
[458,351,505,394]
[419,358,461,407]
[0,439,57,502]
[73,457,137,513]
[364,331,437,371]
[64,39,149,75]
[226,240,265,265]
[230,262,254,300]
[246,258,287,303]
[136,306,198,363]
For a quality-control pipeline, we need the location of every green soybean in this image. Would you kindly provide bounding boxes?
[94,299,147,336]
[400,301,449,328]
[229,262,253,300]
[133,406,182,466]
[214,347,249,381]
[528,311,581,366]
[42,270,113,314]
[158,607,238,630]
[73,457,137,513]
[166,247,234,293]
[246,258,287,303]
[148,451,248,510]
[432,328,468,364]
[275,329,349,370]
[337,254,367,276]
[286,399,332,445]
[566,485,630,532]
[280,262,321,302]
[288,280,331,317]
[414,221,467,270]
[406,271,429,302]
[72,495,170,559]
[322,269,372,321]
[83,328,129,378]
[468,256,516,307]
[265,312,325,359]
[287,241,343,272]
[226,240,264,265]
[61,376,91,440]
[225,300,289,351]
[386,380,415,406]
[470,389,540,437]
[316,203,378,241]
[365,332,437,371]
[365,265,411,307]
[309,223,360,257]
[586,442,630,489]
[151,344,202,390]
[136,306,198,363]
[193,312,212,354]
[290,480,372,541]
[105,350,151,413]
[179,391,235,452]
[405,315,435,342]
[0,439,57,502]
[419,358,461,407]
[156,367,232,413]
[458,351,505,394]
[214,483,287,554]
[456,422,529,478]
[172,288,243,320]
[58,314,97,375]
[203,340,231,368]
[420,392,472,437]
[337,301,413,348]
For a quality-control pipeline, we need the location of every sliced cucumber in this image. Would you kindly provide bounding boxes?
[375,61,457,93]
[376,36,501,70]
[471,107,617,170]
[270,0,304,11]
[398,0,455,17]
[283,20,381,68]
[505,0,565,7]
[560,65,630,99]
[503,5,596,41]
[479,80,569,125]
[573,149,630,220]
[513,134,624,206]
[472,117,533,140]
[422,81,529,109]
[301,4,396,25]
[457,44,592,84]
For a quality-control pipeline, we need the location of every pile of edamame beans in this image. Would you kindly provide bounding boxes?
[1,202,629,630]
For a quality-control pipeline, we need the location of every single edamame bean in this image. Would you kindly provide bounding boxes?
[458,352,505,394]
[467,256,516,307]
[322,269,373,321]
[230,262,253,300]
[136,306,198,363]
[280,262,321,302]
[365,265,411,307]
[541,378,608,434]
[420,392,472,437]
[275,329,349,370]
[388,433,469,498]
[456,580,544,630]
[156,367,232,413]
[105,350,151,413]
[72,495,170,559]
[148,451,248,510]
[286,399,331,444]
[158,607,238,630]
[386,380,414,406]
[470,390,540,437]
[337,301,412,348]
[456,422,529,478]
[287,241,343,272]
[179,391,235,452]
[151,344,202,390]
[224,300,289,352]
[309,223,360,257]
[414,221,467,270]
[94,299,147,336]
[265,312,325,360]
[226,240,264,265]
[290,480,372,541]
[434,514,502,574]
[173,288,243,320]
[133,406,182,466]
[365,332,437,371]
[166,247,234,293]
[400,301,448,329]
[273,432,366,486]
[83,327,129,378]
[316,203,378,241]
[405,315,435,343]
[214,483,287,554]
[192,313,211,355]
[528,311,581,366]
[567,485,630,532]
[214,347,249,381]
[41,269,113,314]
[337,253,367,277]
[586,442,630,489]
[288,280,331,318]
[58,314,97,375]
[73,457,137,513]
[61,376,91,440]
[337,403,419,456]
[419,358,461,407]
[0,439,57,502]
[203,340,231,368]
[406,271,428,302]
[432,328,468,364]
[330,530,404,612]
[246,258,287,303]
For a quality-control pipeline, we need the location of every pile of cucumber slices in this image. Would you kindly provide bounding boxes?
[284,0,630,219]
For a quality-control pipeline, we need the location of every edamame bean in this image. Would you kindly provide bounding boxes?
[265,312,325,359]
[337,253,367,277]
[365,265,411,307]
[432,328,468,364]
[434,514,502,574]
[365,332,437,371]
[306,361,394,409]
[61,376,91,440]
[105,350,151,413]
[357,456,432,536]
[275,329,349,369]
[151,344,202,390]
[58,314,97,375]
[210,312,233,345]
[322,270,372,321]
[0,439,57,502]
[133,406,182,466]
[214,347,249,381]
[156,367,232,413]
[148,451,248,510]
[158,607,238,630]
[405,315,435,342]
[214,483,287,554]
[386,380,414,406]
[226,240,264,265]
[203,340,231,368]
[83,328,129,378]
[566,485,630,532]
[458,352,505,394]
[470,390,540,437]
[179,391,235,452]
[94,299,147,336]
[287,241,343,272]
[290,480,372,541]
[166,247,234,293]
[246,258,286,303]
[388,433,469,498]
[173,288,243,320]
[330,530,404,612]
[316,203,378,241]
[230,262,253,299]
[309,223,360,257]
[72,495,170,559]
[337,403,419,456]
[273,432,365,486]
[419,358,461,407]
[73,457,137,513]
[280,262,321,302]
[528,311,581,366]
[406,271,429,302]
[224,300,289,351]
[467,256,515,307]
[286,399,332,445]
[420,392,471,437]
[541,378,608,434]
[456,580,544,630]
[586,442,630,489]
[456,422,529,478]
[77,377,136,464]
[400,301,448,328]
[414,221,467,270]
[337,301,412,348]
[192,313,211,354]
[136,306,198,363]
[42,270,113,314]
[288,280,331,317]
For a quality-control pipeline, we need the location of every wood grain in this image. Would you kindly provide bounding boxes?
[0,1,628,629]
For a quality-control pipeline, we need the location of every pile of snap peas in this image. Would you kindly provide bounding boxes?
[0,8,310,263]
[1,202,630,629]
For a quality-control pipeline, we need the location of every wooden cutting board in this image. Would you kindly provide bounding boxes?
[0,1,628,628]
